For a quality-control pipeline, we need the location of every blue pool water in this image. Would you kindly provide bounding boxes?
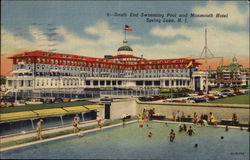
[1,122,249,159]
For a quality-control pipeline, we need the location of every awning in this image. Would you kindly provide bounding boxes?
[63,106,89,113]
[33,108,67,117]
[84,104,103,110]
[0,111,38,121]
[0,104,104,123]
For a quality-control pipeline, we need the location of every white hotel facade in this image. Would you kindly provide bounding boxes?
[6,44,207,92]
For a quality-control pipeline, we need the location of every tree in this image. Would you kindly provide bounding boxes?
[0,75,7,85]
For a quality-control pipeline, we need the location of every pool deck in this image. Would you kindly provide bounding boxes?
[0,119,248,152]
[0,119,137,152]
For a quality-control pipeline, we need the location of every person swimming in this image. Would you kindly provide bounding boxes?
[187,126,195,136]
[139,123,143,128]
[148,131,153,138]
[194,144,198,148]
[179,125,183,132]
[183,124,187,132]
[225,125,229,132]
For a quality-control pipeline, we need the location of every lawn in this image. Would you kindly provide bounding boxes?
[0,100,94,113]
[210,94,249,104]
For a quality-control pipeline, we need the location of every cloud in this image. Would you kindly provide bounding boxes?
[1,20,248,64]
[1,21,141,58]
[192,1,249,27]
[1,29,35,56]
[138,25,249,60]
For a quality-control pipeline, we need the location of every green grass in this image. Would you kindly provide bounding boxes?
[210,87,247,92]
[210,94,250,104]
[0,101,94,113]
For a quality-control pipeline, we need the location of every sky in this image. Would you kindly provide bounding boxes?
[1,1,249,75]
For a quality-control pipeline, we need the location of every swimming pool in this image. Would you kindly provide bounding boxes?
[1,121,249,159]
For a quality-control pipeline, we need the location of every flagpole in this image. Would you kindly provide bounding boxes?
[125,29,126,41]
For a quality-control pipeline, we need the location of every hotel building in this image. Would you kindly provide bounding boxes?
[5,42,207,92]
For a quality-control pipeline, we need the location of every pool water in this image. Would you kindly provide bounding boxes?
[1,122,249,159]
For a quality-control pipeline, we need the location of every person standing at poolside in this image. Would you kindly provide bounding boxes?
[176,110,180,122]
[169,129,175,142]
[209,112,217,125]
[232,113,237,125]
[72,119,79,133]
[97,117,103,129]
[122,117,126,127]
[193,112,198,124]
[37,119,43,140]
[172,112,176,121]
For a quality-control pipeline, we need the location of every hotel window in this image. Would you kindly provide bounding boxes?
[171,80,174,86]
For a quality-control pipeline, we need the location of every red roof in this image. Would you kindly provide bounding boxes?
[9,50,202,68]
[106,54,144,60]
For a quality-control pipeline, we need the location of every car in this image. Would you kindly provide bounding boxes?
[243,90,250,94]
[1,96,22,103]
[53,98,63,103]
[188,97,208,103]
[25,98,44,105]
[213,93,223,99]
[44,99,54,104]
[172,99,186,103]
[195,98,208,103]
[220,89,235,96]
[186,99,195,103]
[197,91,204,95]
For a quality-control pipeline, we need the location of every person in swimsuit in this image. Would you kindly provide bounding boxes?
[187,126,195,136]
[183,124,187,132]
[169,129,175,142]
[72,119,79,133]
[122,117,126,127]
[225,125,229,132]
[97,118,102,129]
[193,112,198,124]
[172,112,176,121]
[148,131,153,138]
[179,124,183,132]
[37,119,43,140]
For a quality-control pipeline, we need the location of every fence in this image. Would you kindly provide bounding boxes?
[5,88,160,100]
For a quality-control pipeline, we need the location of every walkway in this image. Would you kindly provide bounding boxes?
[0,120,97,144]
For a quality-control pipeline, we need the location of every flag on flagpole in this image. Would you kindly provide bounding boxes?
[186,61,193,68]
[125,25,132,31]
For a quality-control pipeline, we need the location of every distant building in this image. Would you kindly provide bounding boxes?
[213,56,249,88]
